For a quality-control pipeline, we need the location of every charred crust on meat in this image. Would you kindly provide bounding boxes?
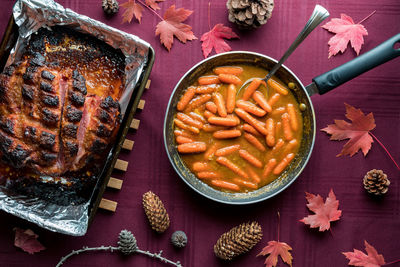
[98,109,111,122]
[3,65,15,76]
[41,151,57,163]
[23,66,38,84]
[65,141,78,156]
[30,52,45,66]
[24,126,37,142]
[42,108,59,125]
[69,91,85,107]
[90,139,107,153]
[22,85,34,100]
[62,124,78,138]
[41,70,55,81]
[72,70,87,95]
[40,81,53,92]
[96,124,111,137]
[0,131,13,151]
[0,118,14,135]
[40,131,56,149]
[100,96,119,110]
[41,94,59,107]
[66,105,83,122]
[3,144,31,169]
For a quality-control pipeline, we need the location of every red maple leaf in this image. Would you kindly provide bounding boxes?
[343,240,385,267]
[200,23,239,58]
[321,103,376,157]
[300,189,342,232]
[145,0,164,10]
[258,241,293,267]
[14,228,45,254]
[121,0,144,23]
[155,5,197,51]
[322,13,369,58]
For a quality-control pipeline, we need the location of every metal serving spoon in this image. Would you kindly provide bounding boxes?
[238,4,330,94]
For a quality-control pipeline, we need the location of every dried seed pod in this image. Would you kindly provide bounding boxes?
[102,0,119,15]
[226,0,274,29]
[363,169,390,196]
[171,231,188,248]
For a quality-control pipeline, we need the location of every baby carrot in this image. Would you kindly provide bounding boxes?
[267,93,280,107]
[246,166,261,183]
[210,180,240,191]
[198,75,220,85]
[233,178,258,189]
[242,78,261,101]
[271,106,286,116]
[252,91,272,113]
[236,100,266,117]
[262,158,277,178]
[216,156,249,179]
[177,142,207,154]
[287,104,299,131]
[239,149,263,168]
[188,112,207,124]
[174,119,200,134]
[243,132,266,152]
[203,110,216,119]
[272,138,285,152]
[202,124,226,132]
[273,153,295,175]
[213,66,243,75]
[174,129,194,139]
[266,118,275,147]
[204,142,220,160]
[196,85,218,94]
[243,123,262,136]
[213,129,242,139]
[234,108,268,135]
[177,86,196,111]
[281,113,293,141]
[192,162,211,172]
[283,139,298,154]
[177,112,203,128]
[197,171,221,179]
[205,101,218,113]
[275,122,282,139]
[267,79,289,95]
[226,84,236,113]
[213,92,227,117]
[208,116,239,127]
[215,144,241,157]
[185,94,212,112]
[176,135,194,144]
[218,73,242,85]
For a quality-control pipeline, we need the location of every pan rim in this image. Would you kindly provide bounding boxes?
[163,51,316,205]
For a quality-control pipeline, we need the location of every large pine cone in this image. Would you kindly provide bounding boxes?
[363,169,390,196]
[102,0,119,15]
[142,191,170,233]
[214,221,263,260]
[227,0,274,29]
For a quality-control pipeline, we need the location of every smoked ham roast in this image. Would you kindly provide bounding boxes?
[0,27,125,197]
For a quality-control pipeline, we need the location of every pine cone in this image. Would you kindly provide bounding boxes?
[214,221,262,260]
[363,169,390,196]
[226,0,274,29]
[102,0,119,15]
[142,191,170,233]
[171,230,188,248]
[118,229,138,255]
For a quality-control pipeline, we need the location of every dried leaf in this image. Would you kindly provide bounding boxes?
[258,240,293,267]
[14,228,45,254]
[121,0,144,23]
[343,240,385,267]
[200,23,239,58]
[145,0,164,10]
[155,5,197,51]
[321,103,376,157]
[300,189,342,232]
[322,14,369,58]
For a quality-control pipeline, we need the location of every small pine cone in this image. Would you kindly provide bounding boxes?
[118,230,138,255]
[363,169,390,196]
[142,191,170,233]
[226,0,274,29]
[214,221,262,260]
[102,0,119,15]
[171,230,188,248]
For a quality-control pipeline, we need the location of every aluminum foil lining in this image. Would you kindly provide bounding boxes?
[0,0,151,236]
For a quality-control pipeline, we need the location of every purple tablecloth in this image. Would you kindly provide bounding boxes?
[0,0,399,266]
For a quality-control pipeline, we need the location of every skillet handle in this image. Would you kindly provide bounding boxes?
[312,33,400,95]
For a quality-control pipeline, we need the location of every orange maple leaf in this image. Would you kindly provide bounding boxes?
[120,0,144,23]
[300,189,342,232]
[343,240,385,267]
[145,0,164,10]
[155,5,197,51]
[258,240,293,267]
[321,103,376,157]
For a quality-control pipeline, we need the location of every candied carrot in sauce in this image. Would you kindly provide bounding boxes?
[204,142,220,160]
[287,103,299,131]
[218,73,242,85]
[174,119,200,134]
[176,135,194,144]
[233,178,258,189]
[213,66,243,75]
[234,108,268,135]
[213,129,242,139]
[252,91,272,113]
[205,101,218,113]
[268,93,280,107]
[244,132,266,152]
[197,171,221,179]
[226,84,236,113]
[242,78,261,101]
[236,100,266,117]
[192,162,211,172]
[177,112,203,128]
[188,112,207,124]
[263,158,277,178]
[267,79,289,95]
[213,92,227,117]
[281,113,294,141]
[238,149,263,168]
[243,123,262,136]
[215,144,241,157]
[208,116,239,127]
[177,142,207,153]
[210,180,240,191]
[196,85,217,94]
[177,86,196,111]
[246,166,261,183]
[198,75,220,85]
[216,156,249,179]
[273,153,295,175]
[266,118,275,147]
